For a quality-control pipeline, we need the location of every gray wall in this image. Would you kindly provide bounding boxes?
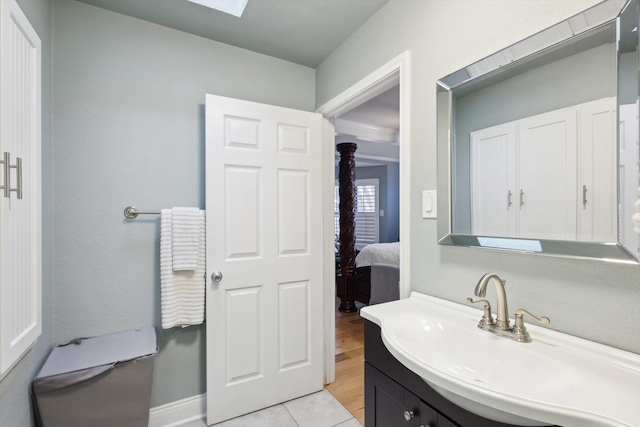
[355,164,400,243]
[0,0,53,426]
[317,0,640,354]
[52,0,315,409]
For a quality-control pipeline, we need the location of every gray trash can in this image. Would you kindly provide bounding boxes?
[32,327,157,427]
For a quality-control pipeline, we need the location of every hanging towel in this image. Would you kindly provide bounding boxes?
[160,208,206,329]
[172,207,202,271]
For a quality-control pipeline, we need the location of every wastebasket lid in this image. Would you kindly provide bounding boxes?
[36,327,157,379]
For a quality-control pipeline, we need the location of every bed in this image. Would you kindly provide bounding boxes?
[355,242,400,268]
[353,242,400,304]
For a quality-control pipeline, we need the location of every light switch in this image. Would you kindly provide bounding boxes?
[423,190,437,219]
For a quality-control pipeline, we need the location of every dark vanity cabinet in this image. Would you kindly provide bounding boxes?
[364,320,555,427]
[366,362,454,427]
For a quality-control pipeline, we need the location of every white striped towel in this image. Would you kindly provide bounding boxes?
[172,207,202,271]
[160,208,206,329]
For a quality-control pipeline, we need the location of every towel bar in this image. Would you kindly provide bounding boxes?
[123,206,160,219]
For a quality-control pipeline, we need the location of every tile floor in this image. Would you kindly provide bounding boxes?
[180,389,362,427]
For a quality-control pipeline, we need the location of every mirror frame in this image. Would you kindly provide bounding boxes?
[437,0,640,264]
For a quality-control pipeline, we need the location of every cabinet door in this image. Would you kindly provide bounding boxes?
[619,101,640,252]
[578,98,617,242]
[366,363,422,427]
[0,0,42,376]
[470,123,517,237]
[366,363,461,427]
[518,108,577,240]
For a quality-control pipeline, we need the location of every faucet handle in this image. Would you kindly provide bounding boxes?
[467,297,495,327]
[514,309,550,342]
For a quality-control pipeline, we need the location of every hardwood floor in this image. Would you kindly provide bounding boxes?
[326,300,365,425]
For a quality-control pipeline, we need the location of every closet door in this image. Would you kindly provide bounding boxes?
[470,123,517,237]
[518,108,577,240]
[0,0,42,376]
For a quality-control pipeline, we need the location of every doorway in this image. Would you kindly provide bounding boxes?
[316,51,411,421]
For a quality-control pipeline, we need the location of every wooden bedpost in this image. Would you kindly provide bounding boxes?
[337,142,358,312]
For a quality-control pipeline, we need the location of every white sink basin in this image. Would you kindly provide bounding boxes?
[360,292,640,427]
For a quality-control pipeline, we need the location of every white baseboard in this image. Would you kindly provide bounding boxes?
[148,393,206,427]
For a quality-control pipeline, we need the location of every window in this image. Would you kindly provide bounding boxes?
[334,179,380,250]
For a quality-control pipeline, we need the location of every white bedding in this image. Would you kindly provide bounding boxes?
[355,242,400,267]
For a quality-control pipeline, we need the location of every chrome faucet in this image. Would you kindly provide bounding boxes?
[467,273,550,343]
[474,273,510,330]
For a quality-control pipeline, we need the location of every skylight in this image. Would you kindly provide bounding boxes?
[186,0,249,18]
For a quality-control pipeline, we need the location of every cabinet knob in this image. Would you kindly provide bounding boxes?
[403,410,414,421]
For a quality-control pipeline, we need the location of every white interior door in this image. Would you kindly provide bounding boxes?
[205,94,324,425]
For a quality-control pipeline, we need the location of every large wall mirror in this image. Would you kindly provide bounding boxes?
[437,0,640,263]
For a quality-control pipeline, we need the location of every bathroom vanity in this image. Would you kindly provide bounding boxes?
[365,320,528,427]
[361,293,640,427]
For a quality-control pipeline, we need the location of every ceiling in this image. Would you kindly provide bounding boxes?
[75,0,389,68]
[75,0,398,165]
[335,85,399,166]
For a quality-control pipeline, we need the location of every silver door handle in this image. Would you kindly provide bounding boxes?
[14,157,22,199]
[211,271,223,282]
[0,152,22,199]
[1,152,9,198]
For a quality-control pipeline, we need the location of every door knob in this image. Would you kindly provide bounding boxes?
[403,410,414,421]
[211,271,223,282]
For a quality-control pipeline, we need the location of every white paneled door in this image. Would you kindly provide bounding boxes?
[205,95,324,425]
